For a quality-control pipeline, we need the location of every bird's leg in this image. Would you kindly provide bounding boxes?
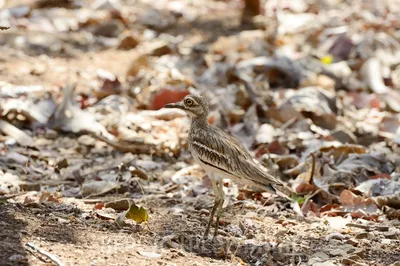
[213,180,225,240]
[204,179,221,239]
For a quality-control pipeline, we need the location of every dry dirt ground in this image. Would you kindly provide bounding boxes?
[1,1,400,266]
[2,193,400,266]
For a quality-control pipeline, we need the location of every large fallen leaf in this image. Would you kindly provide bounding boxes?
[356,179,400,197]
[319,144,366,163]
[48,85,114,139]
[2,97,56,125]
[116,201,149,226]
[337,153,395,178]
[339,190,379,217]
[125,203,148,223]
[48,85,154,154]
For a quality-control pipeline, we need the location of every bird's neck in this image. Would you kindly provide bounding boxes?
[191,115,208,129]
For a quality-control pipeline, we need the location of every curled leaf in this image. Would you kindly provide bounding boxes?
[126,203,149,223]
[116,201,149,226]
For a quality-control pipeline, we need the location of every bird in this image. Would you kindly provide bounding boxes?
[165,94,288,239]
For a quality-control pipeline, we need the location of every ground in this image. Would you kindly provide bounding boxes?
[1,0,400,266]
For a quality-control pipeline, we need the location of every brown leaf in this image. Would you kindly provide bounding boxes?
[339,190,379,216]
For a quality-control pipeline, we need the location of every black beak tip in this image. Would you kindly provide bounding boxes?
[164,103,175,108]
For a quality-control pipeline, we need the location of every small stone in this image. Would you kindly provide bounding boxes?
[317,74,335,90]
[355,232,370,239]
[312,251,330,260]
[342,258,357,265]
[92,19,124,38]
[347,255,361,261]
[78,135,97,146]
[384,231,398,239]
[6,152,29,164]
[8,254,26,262]
[326,232,346,242]
[381,239,391,245]
[148,40,172,56]
[226,224,243,237]
[329,249,347,257]
[345,238,359,247]
[244,211,257,218]
[44,129,58,139]
[351,248,365,259]
[274,229,288,237]
[118,34,139,50]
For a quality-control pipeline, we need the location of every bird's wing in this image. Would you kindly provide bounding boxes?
[190,126,283,189]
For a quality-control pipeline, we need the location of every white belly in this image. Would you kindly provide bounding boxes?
[190,149,245,185]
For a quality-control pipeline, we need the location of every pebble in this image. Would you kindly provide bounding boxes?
[225,224,243,237]
[148,40,172,56]
[118,34,139,50]
[345,238,359,247]
[384,231,398,239]
[355,232,370,239]
[8,254,25,262]
[351,248,365,258]
[342,257,358,265]
[92,19,124,37]
[328,249,347,257]
[326,232,346,242]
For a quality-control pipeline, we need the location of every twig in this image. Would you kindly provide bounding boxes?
[300,188,322,213]
[90,132,156,155]
[25,242,65,266]
[0,26,10,30]
[308,153,316,184]
[0,193,24,200]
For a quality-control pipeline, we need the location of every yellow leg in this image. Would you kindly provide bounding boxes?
[204,178,221,239]
[213,180,225,239]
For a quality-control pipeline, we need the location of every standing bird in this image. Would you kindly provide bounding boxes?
[165,94,287,239]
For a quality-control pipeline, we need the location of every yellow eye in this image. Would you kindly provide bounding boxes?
[185,98,194,106]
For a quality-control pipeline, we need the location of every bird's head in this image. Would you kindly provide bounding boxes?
[164,94,209,119]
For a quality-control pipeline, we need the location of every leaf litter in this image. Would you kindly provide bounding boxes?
[1,0,400,265]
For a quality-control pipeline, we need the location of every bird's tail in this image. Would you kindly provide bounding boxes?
[270,183,294,202]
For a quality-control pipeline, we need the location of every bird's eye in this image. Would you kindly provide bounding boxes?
[185,98,194,106]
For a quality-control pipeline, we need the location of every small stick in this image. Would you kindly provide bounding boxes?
[25,242,65,266]
[0,193,24,200]
[300,188,322,213]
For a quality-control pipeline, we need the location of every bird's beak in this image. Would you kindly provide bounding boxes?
[164,102,183,109]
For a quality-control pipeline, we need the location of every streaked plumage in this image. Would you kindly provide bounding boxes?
[189,119,282,192]
[165,94,285,238]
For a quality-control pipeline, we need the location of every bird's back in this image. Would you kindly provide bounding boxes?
[188,120,283,191]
